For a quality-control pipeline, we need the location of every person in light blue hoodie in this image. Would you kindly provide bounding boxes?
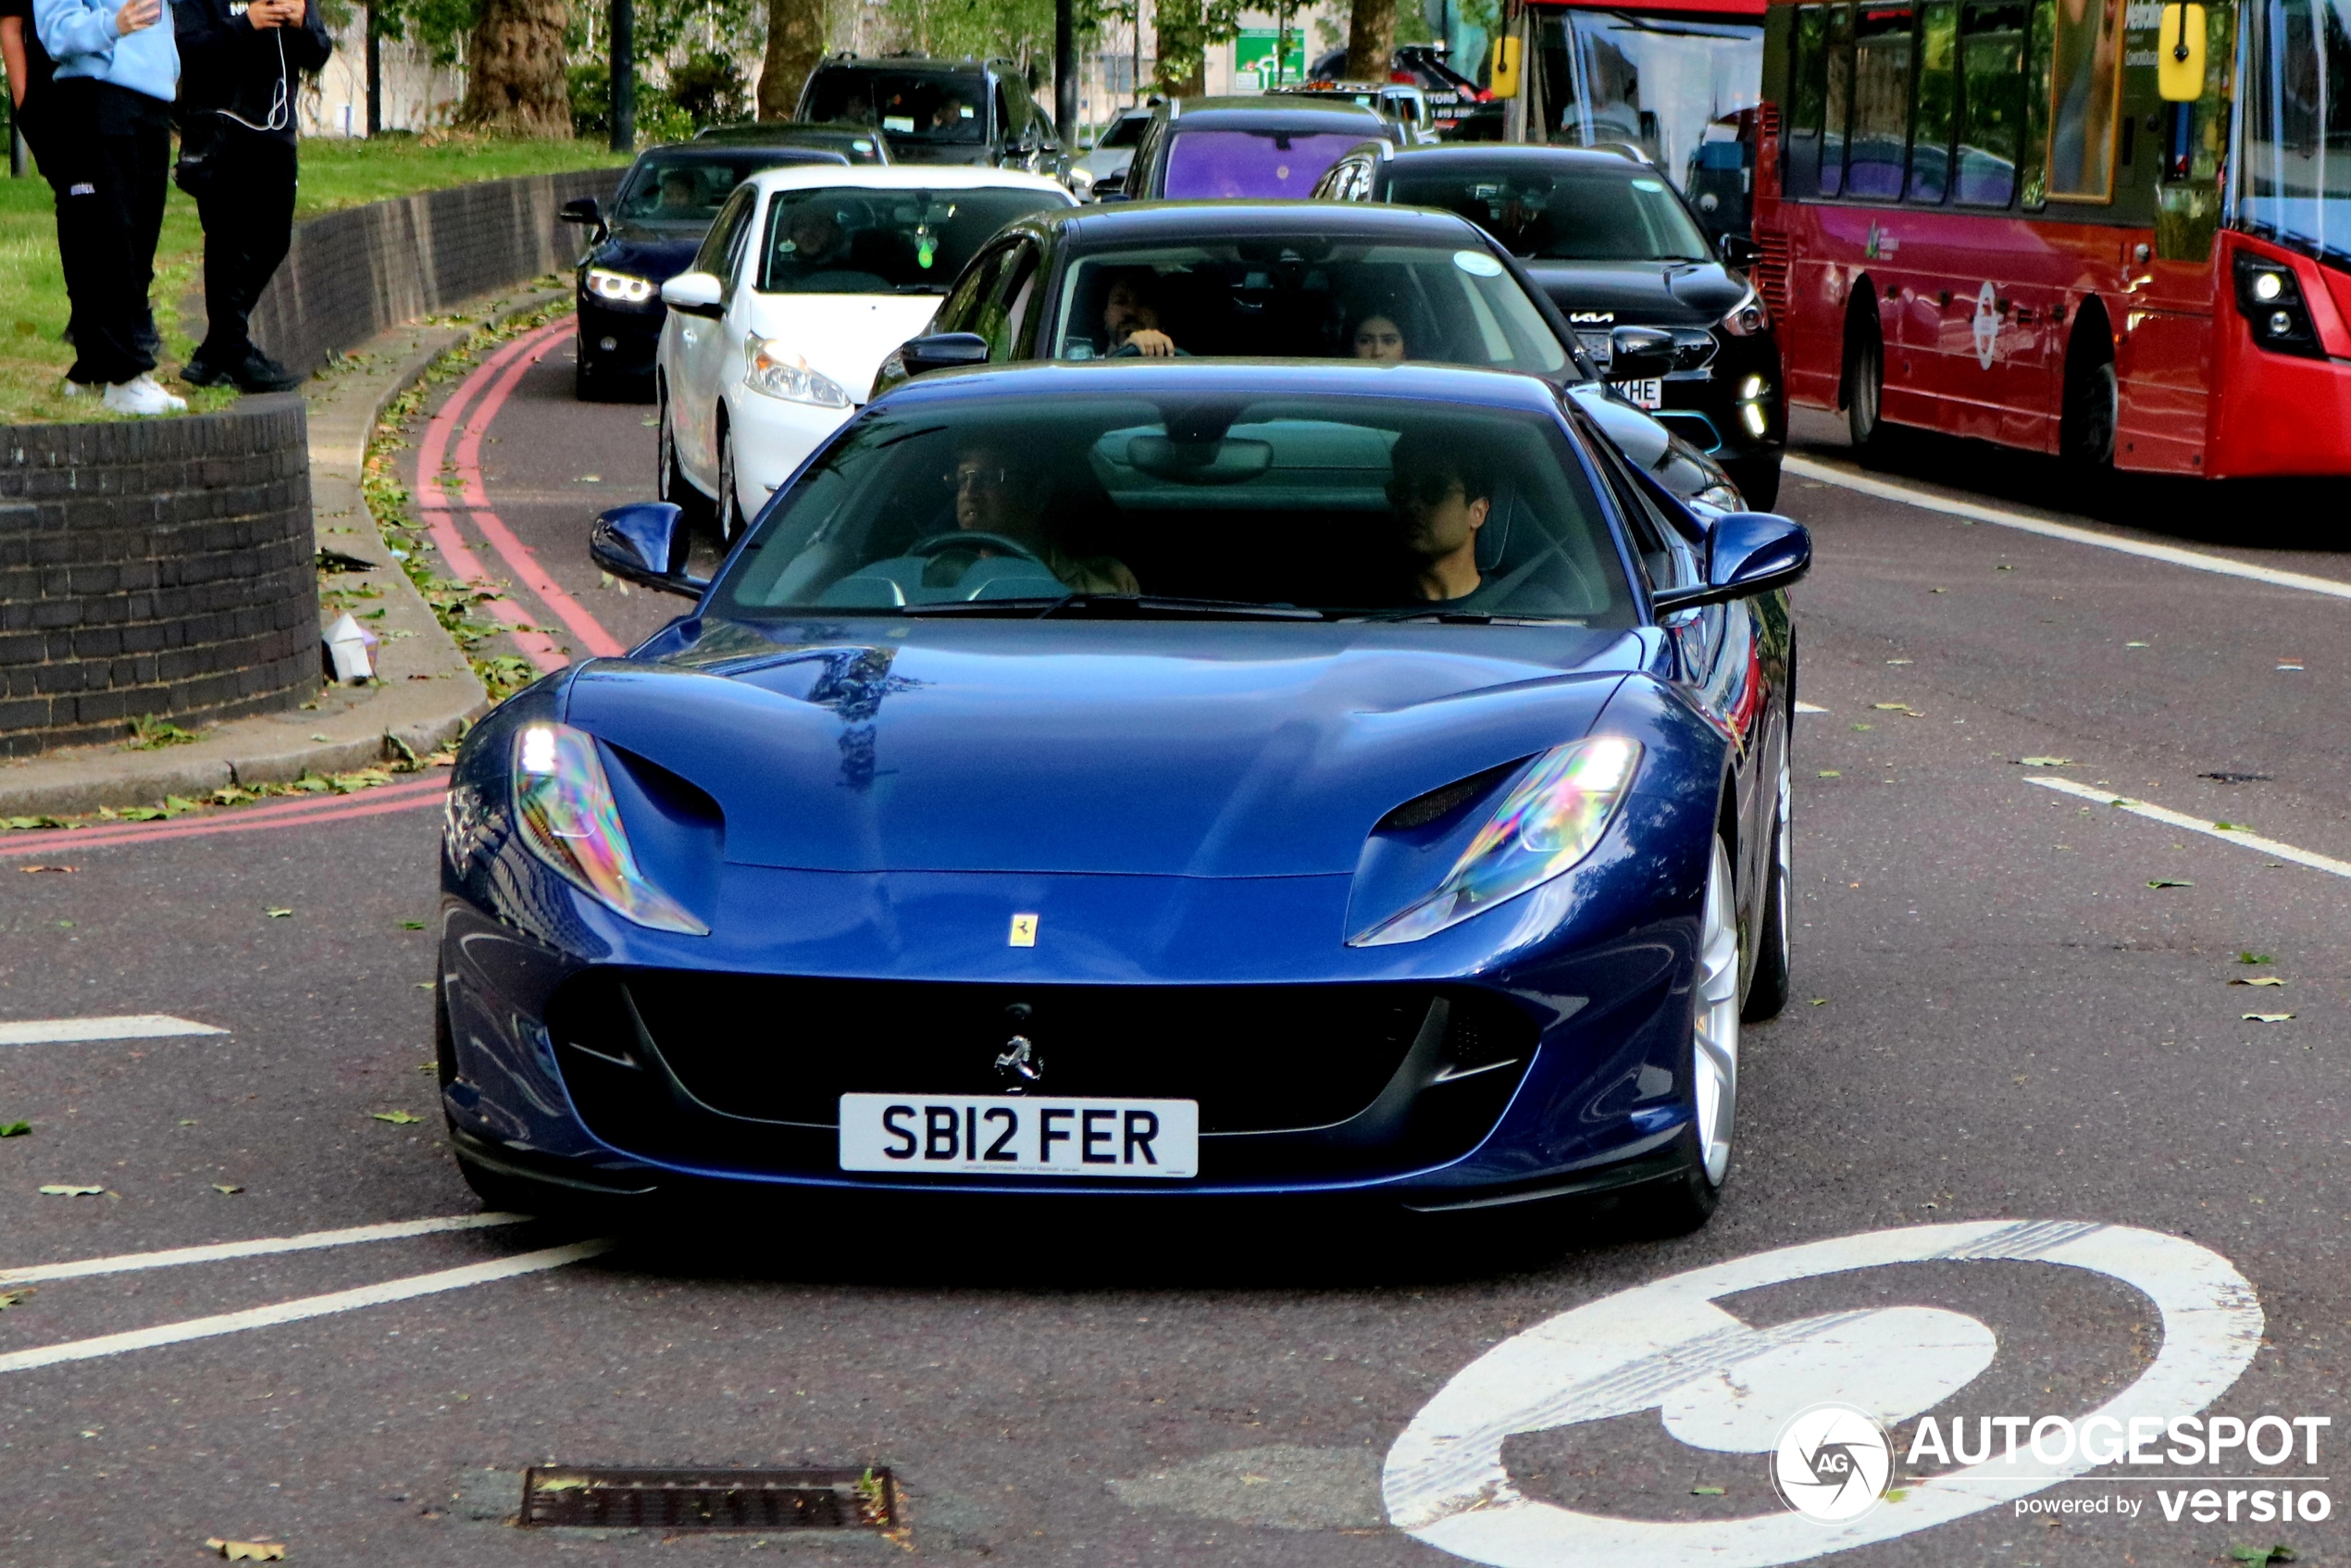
[36,0,185,413]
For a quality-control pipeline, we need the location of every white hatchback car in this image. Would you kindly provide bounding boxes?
[654,165,1077,541]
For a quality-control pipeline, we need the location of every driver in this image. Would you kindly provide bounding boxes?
[1103,269,1181,357]
[944,442,1140,595]
[1387,432,1493,604]
[784,205,852,268]
[655,168,703,215]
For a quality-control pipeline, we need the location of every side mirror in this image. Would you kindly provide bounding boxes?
[660,271,726,317]
[1650,512,1811,615]
[590,503,712,599]
[1092,172,1127,201]
[1718,232,1764,268]
[898,332,991,377]
[559,196,603,228]
[2158,2,2208,99]
[1608,325,1676,381]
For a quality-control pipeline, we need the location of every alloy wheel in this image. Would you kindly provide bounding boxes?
[717,427,741,544]
[1694,837,1741,1187]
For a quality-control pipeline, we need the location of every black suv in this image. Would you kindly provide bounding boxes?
[1313,143,1785,505]
[797,54,1065,176]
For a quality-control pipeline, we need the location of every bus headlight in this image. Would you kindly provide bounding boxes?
[2233,253,2321,356]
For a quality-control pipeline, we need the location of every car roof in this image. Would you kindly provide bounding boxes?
[740,164,1077,197]
[811,54,1006,76]
[1164,96,1389,130]
[1381,145,1656,174]
[873,357,1574,417]
[1039,199,1489,248]
[638,143,846,164]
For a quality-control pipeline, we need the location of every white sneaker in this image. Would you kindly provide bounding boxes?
[103,374,188,416]
[61,378,92,397]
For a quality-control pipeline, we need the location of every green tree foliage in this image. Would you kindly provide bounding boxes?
[1152,0,1244,94]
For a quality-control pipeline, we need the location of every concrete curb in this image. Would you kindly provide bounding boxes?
[0,285,567,818]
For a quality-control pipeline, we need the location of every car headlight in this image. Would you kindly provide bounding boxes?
[745,338,853,407]
[585,268,657,304]
[1349,737,1642,947]
[1720,284,1769,337]
[514,723,707,935]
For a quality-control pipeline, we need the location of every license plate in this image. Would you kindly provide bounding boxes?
[838,1094,1200,1178]
[1611,377,1664,410]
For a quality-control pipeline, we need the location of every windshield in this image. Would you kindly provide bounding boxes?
[715,393,1633,624]
[1386,165,1712,260]
[2242,0,2351,261]
[1163,130,1370,197]
[1536,11,1762,180]
[759,187,1066,295]
[1050,241,1571,371]
[1098,115,1147,149]
[805,70,989,144]
[614,154,815,225]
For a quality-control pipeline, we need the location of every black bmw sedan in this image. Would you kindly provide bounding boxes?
[562,143,856,400]
[1313,144,1785,507]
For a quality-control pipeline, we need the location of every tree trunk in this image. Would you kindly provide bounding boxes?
[1155,0,1205,96]
[758,0,827,121]
[460,0,572,134]
[1343,0,1394,82]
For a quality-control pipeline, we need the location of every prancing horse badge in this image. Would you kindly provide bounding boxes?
[1008,913,1039,948]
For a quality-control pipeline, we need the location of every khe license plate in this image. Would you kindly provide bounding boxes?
[1612,377,1664,410]
[839,1094,1200,1178]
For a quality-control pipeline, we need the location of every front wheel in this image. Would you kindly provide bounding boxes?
[1844,311,1892,457]
[656,387,714,529]
[1743,751,1792,1022]
[1616,835,1739,1237]
[715,421,746,545]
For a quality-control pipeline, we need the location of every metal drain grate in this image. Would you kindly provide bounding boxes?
[518,1466,895,1531]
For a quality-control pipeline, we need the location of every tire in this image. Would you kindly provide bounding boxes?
[715,420,746,546]
[1742,744,1792,1022]
[1616,834,1740,1236]
[573,336,603,402]
[2062,345,2118,472]
[656,385,714,528]
[1723,454,1782,512]
[1844,309,1890,456]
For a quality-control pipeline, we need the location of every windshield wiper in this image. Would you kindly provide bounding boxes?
[896,594,1328,621]
[1345,609,1577,626]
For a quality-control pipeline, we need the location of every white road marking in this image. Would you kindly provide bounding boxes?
[0,1213,527,1287]
[0,1239,612,1376]
[2026,775,2351,879]
[1386,1220,2260,1568]
[1785,455,2351,603]
[1794,702,1829,714]
[0,1015,227,1046]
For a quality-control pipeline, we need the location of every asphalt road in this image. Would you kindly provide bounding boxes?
[2,342,2347,1568]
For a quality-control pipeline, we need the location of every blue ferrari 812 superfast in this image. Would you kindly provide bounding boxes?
[436,358,1807,1235]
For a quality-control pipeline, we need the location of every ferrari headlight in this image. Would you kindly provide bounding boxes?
[1350,737,1642,947]
[1720,283,1768,337]
[586,268,657,304]
[745,338,853,407]
[514,723,707,935]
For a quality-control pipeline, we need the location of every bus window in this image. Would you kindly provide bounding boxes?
[2243,0,2351,261]
[1850,4,1916,196]
[1790,5,1830,196]
[2023,0,2056,204]
[2046,0,2121,199]
[1824,3,1856,193]
[1958,0,2030,205]
[1911,0,1960,201]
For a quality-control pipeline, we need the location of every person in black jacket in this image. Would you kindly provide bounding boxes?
[174,0,326,392]
[2,0,59,172]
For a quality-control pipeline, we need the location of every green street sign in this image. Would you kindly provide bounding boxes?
[1235,29,1307,90]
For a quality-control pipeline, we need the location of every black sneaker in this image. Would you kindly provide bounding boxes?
[180,356,234,388]
[229,350,303,393]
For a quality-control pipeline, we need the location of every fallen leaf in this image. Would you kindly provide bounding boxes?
[1817,769,1842,778]
[1872,703,1918,713]
[2125,641,2150,647]
[1885,657,1912,665]
[1930,587,1946,593]
[2214,820,2252,831]
[0,1288,29,1309]
[38,1184,104,1196]
[1691,1486,1726,1496]
[205,1541,287,1562]
[2240,952,2275,964]
[1850,722,1873,731]
[178,1118,198,1126]
[0,1122,29,1138]
[1885,1487,1910,1503]
[2146,877,2194,889]
[2018,756,2073,766]
[2230,977,2288,988]
[372,1110,423,1126]
[399,920,427,930]
[19,865,75,874]
[212,1183,243,1195]
[2244,1013,2293,1024]
[1810,997,1828,1006]
[1995,563,2014,571]
[265,908,293,918]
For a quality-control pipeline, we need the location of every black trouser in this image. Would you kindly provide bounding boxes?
[192,128,296,369]
[48,80,169,387]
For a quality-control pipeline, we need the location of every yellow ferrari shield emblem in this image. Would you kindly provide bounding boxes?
[1008,914,1039,948]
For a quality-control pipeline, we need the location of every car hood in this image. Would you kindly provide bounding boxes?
[566,621,1644,877]
[884,141,999,166]
[1524,259,1748,330]
[592,228,704,280]
[741,292,946,404]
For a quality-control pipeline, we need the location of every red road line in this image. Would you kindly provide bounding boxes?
[451,333,628,659]
[0,787,444,858]
[416,324,566,516]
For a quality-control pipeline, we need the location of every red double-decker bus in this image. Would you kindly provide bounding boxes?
[1751,0,2351,477]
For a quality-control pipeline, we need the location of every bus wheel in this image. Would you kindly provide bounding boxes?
[2062,335,2118,470]
[1844,310,1889,455]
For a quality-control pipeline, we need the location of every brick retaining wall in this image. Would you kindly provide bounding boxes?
[0,395,317,759]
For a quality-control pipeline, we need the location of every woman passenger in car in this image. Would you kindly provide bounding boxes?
[1351,309,1409,363]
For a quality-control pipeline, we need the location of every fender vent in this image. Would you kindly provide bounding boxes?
[1754,230,1793,321]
